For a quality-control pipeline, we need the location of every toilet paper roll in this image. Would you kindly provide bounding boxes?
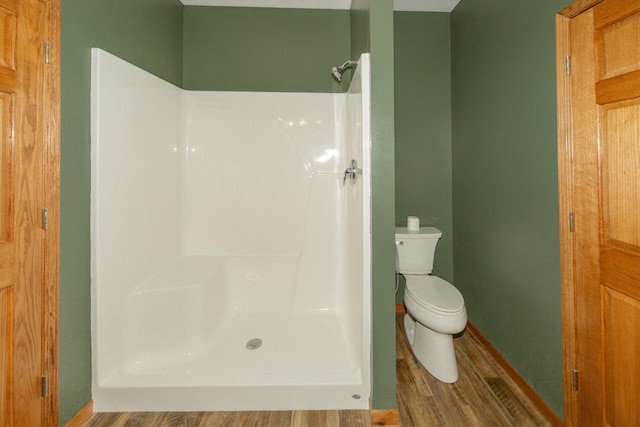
[407,216,420,231]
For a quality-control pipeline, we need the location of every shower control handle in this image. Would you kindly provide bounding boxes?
[343,159,362,184]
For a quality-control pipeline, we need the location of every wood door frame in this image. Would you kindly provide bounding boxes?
[556,1,603,425]
[42,0,60,424]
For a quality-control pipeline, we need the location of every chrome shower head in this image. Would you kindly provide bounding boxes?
[330,60,358,84]
[331,66,343,83]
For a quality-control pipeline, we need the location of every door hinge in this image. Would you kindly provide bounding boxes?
[565,55,571,76]
[40,375,49,397]
[42,208,48,230]
[569,212,575,233]
[44,41,50,64]
[572,369,579,391]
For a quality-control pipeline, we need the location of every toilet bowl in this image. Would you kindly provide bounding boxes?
[395,226,467,383]
[403,275,466,383]
[404,275,466,334]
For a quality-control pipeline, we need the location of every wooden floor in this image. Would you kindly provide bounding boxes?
[395,313,551,427]
[79,313,552,426]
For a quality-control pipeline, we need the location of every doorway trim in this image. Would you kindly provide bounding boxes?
[556,1,602,425]
[43,0,60,424]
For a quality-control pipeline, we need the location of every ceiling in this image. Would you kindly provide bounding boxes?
[180,0,461,13]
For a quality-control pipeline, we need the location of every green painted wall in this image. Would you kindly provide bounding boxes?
[351,0,398,410]
[394,12,452,303]
[451,0,566,417]
[368,0,397,411]
[183,7,350,92]
[347,0,398,410]
[60,1,183,424]
[350,0,370,57]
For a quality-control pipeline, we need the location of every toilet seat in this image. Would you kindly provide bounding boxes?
[405,275,464,315]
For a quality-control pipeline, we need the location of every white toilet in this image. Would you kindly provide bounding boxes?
[395,226,467,383]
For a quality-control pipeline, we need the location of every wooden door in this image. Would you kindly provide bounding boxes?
[0,0,59,425]
[558,0,640,425]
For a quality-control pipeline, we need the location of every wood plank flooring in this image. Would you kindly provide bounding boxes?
[395,313,552,426]
[78,313,553,426]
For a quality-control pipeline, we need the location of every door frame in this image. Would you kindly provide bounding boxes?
[556,1,603,425]
[42,0,60,424]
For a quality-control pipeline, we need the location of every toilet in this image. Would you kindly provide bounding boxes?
[395,226,467,383]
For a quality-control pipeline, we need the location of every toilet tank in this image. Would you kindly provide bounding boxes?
[395,227,442,274]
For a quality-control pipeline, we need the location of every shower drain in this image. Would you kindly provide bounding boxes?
[246,338,263,350]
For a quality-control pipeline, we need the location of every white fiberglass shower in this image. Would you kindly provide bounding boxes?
[90,49,371,412]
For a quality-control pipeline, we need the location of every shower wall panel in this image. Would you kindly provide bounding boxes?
[182,91,343,257]
[91,49,183,379]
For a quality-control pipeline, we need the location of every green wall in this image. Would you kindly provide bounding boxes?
[368,0,397,411]
[451,0,566,417]
[394,12,452,303]
[183,7,350,92]
[349,0,397,410]
[350,0,370,57]
[60,0,183,423]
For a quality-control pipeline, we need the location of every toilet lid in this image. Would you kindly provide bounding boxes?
[405,275,465,314]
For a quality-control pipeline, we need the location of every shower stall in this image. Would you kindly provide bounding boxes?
[90,49,371,412]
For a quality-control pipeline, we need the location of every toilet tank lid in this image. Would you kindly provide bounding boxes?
[395,226,442,238]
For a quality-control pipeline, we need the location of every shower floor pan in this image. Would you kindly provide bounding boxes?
[94,311,367,412]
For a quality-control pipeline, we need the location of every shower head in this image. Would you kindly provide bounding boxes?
[331,66,343,83]
[330,60,359,83]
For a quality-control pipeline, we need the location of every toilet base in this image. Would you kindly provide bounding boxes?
[404,312,416,346]
[404,313,459,383]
